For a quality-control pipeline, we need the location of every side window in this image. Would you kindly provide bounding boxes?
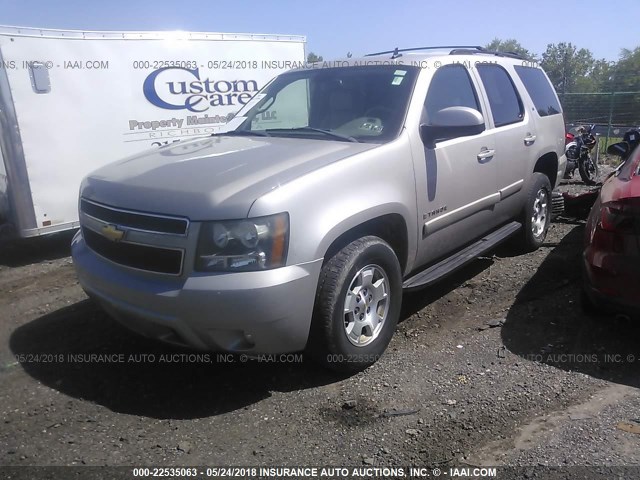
[423,65,481,123]
[477,65,524,127]
[514,66,562,117]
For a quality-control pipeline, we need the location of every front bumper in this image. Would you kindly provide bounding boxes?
[72,230,323,353]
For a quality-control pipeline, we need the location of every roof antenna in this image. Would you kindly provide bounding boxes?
[391,47,402,59]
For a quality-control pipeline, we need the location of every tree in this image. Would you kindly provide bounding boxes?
[614,47,640,91]
[585,58,615,92]
[306,52,323,63]
[540,42,594,94]
[604,48,640,125]
[485,38,534,60]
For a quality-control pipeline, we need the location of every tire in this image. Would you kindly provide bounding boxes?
[578,155,598,185]
[519,173,552,252]
[563,159,576,179]
[306,236,402,373]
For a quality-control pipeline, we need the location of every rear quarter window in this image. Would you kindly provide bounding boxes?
[514,66,562,117]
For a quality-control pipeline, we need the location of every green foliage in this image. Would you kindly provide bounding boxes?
[587,59,614,92]
[485,38,534,60]
[306,52,323,63]
[614,47,640,91]
[540,42,595,94]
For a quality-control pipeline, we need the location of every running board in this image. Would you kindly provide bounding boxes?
[402,221,522,291]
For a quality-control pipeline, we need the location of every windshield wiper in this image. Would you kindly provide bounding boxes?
[211,130,271,137]
[266,127,359,143]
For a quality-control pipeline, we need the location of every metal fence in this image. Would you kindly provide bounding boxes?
[558,91,640,154]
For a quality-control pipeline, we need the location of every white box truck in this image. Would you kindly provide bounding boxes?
[0,25,306,238]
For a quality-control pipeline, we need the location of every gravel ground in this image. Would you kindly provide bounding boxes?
[1,167,640,479]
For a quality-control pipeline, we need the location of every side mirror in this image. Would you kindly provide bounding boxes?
[419,106,485,149]
[607,141,629,158]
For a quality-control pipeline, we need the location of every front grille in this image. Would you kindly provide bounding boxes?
[81,199,188,235]
[83,227,183,275]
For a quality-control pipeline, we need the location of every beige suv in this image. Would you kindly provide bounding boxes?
[72,46,566,371]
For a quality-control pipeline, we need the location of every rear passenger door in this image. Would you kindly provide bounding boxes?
[414,64,498,267]
[475,64,534,211]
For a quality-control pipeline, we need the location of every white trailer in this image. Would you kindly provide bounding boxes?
[0,26,306,238]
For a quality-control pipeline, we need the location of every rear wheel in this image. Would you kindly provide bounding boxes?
[306,236,402,373]
[578,155,598,185]
[519,173,552,252]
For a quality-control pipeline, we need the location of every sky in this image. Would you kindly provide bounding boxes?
[0,0,638,61]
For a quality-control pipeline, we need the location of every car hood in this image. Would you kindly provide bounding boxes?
[81,136,378,220]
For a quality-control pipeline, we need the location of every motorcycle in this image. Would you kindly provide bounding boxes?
[558,127,640,220]
[564,124,598,185]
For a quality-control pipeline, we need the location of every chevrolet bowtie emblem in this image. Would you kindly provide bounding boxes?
[101,224,125,242]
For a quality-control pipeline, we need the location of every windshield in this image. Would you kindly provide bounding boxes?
[231,65,419,143]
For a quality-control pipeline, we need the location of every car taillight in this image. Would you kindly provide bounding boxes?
[600,199,640,233]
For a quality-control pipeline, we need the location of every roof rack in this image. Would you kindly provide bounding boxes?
[450,48,527,60]
[366,46,484,57]
[365,46,527,60]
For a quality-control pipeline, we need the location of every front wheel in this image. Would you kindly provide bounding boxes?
[306,236,402,373]
[578,155,599,185]
[519,173,552,252]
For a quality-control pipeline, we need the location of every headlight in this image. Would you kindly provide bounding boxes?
[195,213,289,272]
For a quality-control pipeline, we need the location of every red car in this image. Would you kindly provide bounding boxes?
[582,142,640,318]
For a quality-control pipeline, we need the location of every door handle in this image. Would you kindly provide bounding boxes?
[524,134,537,146]
[477,148,495,163]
